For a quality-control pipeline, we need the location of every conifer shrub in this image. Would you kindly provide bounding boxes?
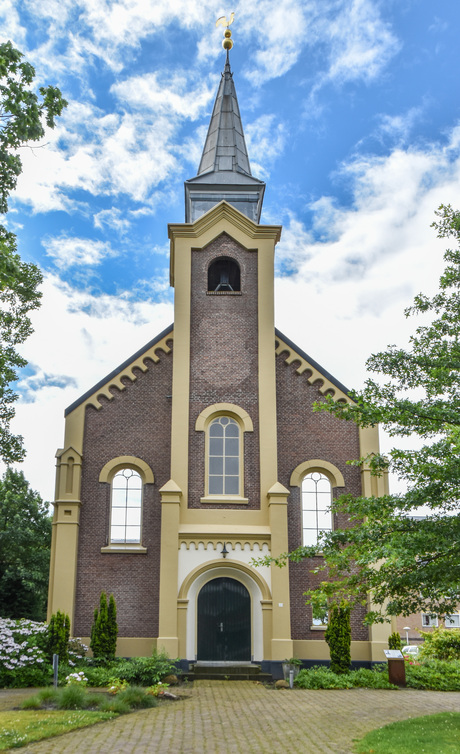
[324,603,351,674]
[47,610,70,663]
[90,592,118,660]
[388,632,402,650]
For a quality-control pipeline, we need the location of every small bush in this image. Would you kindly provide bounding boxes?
[145,682,170,696]
[419,628,460,661]
[114,651,177,686]
[294,666,397,690]
[84,692,105,709]
[117,686,158,709]
[37,688,59,703]
[57,685,87,710]
[388,632,402,650]
[406,659,460,691]
[21,696,43,709]
[78,662,117,687]
[107,677,129,694]
[98,697,131,714]
[295,666,354,689]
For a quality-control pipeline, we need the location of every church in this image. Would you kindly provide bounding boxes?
[47,38,389,676]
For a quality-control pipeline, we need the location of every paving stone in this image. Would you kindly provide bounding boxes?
[4,681,460,753]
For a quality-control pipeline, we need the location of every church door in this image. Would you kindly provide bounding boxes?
[197,577,251,661]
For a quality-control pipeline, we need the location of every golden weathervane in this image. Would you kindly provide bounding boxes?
[216,12,235,50]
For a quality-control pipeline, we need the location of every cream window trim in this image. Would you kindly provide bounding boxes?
[101,544,147,554]
[196,403,253,502]
[195,403,253,433]
[99,456,154,548]
[290,459,344,489]
[99,455,154,484]
[200,495,249,505]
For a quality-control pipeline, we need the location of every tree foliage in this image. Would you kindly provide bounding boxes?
[0,468,51,620]
[47,610,70,663]
[90,592,118,660]
[324,603,351,674]
[0,41,67,463]
[257,205,460,623]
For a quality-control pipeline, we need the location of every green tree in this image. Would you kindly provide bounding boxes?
[257,205,460,623]
[107,593,118,659]
[47,610,70,663]
[90,592,117,660]
[388,632,402,650]
[324,603,351,674]
[0,468,51,620]
[0,41,67,463]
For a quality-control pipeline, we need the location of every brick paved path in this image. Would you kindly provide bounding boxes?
[4,681,460,753]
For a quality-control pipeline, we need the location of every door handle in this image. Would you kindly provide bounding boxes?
[219,622,224,632]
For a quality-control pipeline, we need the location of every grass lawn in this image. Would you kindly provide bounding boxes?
[0,709,116,750]
[354,712,460,753]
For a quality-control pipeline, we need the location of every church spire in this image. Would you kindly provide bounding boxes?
[196,51,252,178]
[184,19,265,224]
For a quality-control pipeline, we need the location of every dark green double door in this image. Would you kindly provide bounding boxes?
[197,577,251,661]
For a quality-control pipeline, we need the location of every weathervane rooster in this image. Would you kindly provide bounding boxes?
[216,12,235,50]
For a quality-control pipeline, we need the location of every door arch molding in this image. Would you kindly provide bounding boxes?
[178,561,271,662]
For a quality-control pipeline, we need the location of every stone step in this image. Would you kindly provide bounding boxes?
[186,671,273,682]
[185,664,272,683]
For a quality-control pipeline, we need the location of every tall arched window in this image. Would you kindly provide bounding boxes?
[110,468,143,543]
[208,416,240,495]
[301,472,333,546]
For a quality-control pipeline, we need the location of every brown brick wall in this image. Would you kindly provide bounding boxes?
[276,351,368,642]
[74,346,173,639]
[188,233,260,508]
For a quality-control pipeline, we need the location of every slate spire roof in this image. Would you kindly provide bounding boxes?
[197,51,252,177]
[184,51,265,224]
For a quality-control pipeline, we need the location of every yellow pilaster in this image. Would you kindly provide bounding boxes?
[359,426,389,496]
[157,480,182,656]
[47,447,83,627]
[268,483,293,660]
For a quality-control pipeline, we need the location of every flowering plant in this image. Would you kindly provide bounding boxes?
[65,671,88,686]
[0,617,50,688]
[107,677,129,694]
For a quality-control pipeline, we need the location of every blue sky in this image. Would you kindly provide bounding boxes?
[2,0,460,501]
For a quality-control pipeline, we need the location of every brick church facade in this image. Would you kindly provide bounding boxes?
[48,52,389,673]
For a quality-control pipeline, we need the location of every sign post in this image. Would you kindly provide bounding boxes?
[383,649,406,686]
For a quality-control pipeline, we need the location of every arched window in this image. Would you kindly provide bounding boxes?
[301,472,333,546]
[208,257,241,292]
[110,468,143,543]
[208,416,240,495]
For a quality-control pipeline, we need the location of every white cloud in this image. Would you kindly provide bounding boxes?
[0,0,27,46]
[93,207,131,233]
[245,114,286,176]
[242,0,399,87]
[376,106,425,145]
[274,124,460,392]
[111,72,214,120]
[42,235,118,268]
[13,101,180,211]
[8,273,174,500]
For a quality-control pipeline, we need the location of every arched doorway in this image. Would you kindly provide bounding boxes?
[197,577,251,661]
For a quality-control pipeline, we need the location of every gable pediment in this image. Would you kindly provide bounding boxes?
[275,329,353,403]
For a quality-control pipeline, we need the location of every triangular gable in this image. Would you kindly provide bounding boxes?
[275,328,352,403]
[65,324,173,416]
